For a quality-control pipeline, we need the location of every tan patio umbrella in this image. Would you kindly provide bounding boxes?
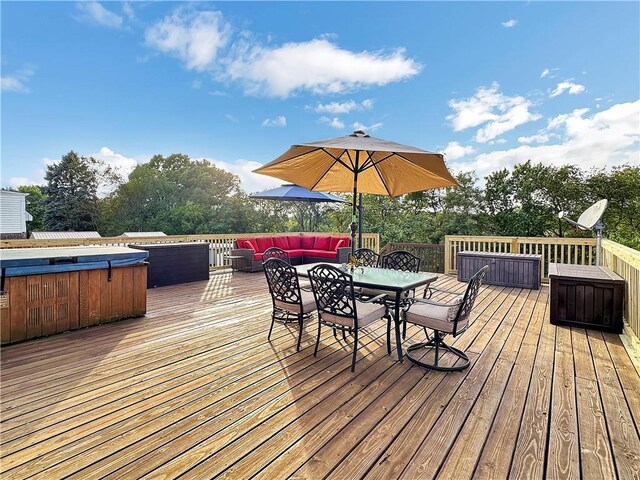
[253,130,459,253]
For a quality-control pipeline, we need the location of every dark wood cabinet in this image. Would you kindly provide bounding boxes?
[457,251,541,289]
[130,242,209,288]
[549,263,625,333]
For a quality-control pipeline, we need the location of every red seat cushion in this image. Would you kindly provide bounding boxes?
[253,252,264,261]
[303,249,338,259]
[273,236,289,250]
[287,249,304,258]
[254,237,274,253]
[301,236,315,249]
[288,236,301,249]
[313,236,331,251]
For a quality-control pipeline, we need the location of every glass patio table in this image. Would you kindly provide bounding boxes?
[295,263,438,362]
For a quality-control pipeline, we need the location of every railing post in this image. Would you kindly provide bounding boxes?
[511,237,518,254]
[444,236,451,274]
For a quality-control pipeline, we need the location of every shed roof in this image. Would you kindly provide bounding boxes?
[30,231,102,239]
[120,232,167,237]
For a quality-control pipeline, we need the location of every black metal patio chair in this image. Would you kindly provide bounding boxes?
[353,248,380,267]
[308,264,390,372]
[263,257,316,351]
[261,247,290,264]
[403,265,489,371]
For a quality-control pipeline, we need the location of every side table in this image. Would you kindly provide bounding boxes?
[224,255,247,272]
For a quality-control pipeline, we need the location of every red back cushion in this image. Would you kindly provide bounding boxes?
[288,236,301,249]
[254,237,274,253]
[313,236,331,251]
[334,239,345,250]
[300,236,315,249]
[273,236,289,250]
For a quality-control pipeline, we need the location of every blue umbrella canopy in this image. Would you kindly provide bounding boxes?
[250,184,347,203]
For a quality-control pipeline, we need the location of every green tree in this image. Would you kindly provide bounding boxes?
[43,151,101,231]
[17,185,46,234]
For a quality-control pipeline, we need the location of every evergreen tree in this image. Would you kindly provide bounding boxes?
[43,151,99,231]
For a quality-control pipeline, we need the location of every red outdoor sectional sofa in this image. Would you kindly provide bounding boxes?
[231,234,352,272]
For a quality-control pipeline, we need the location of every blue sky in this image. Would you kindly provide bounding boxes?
[2,1,639,193]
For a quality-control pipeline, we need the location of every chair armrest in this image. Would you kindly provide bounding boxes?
[430,286,465,296]
[359,293,388,304]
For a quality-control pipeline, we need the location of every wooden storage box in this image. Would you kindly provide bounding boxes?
[457,251,541,289]
[549,263,625,333]
[0,247,148,345]
[129,242,209,288]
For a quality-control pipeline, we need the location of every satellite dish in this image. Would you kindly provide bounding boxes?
[558,199,608,265]
[577,199,608,230]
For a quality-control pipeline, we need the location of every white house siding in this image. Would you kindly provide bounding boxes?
[0,191,28,238]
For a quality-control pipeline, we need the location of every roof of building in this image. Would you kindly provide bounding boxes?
[30,231,102,239]
[120,232,167,237]
[0,190,28,197]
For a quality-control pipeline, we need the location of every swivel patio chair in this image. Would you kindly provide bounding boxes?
[263,257,316,351]
[403,265,489,371]
[308,264,390,372]
[353,248,380,267]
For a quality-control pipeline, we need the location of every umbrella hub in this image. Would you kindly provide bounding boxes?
[349,130,369,138]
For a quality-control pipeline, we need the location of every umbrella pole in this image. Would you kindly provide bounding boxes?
[350,152,359,256]
[358,193,363,249]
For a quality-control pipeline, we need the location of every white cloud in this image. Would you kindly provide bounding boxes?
[224,38,420,98]
[502,19,518,28]
[441,141,475,160]
[518,133,550,144]
[75,2,123,28]
[447,82,541,143]
[315,98,374,114]
[353,121,383,132]
[225,113,238,123]
[550,80,586,97]
[319,116,345,129]
[262,116,287,127]
[145,9,231,71]
[122,2,135,21]
[1,77,28,93]
[451,99,640,179]
[91,147,138,180]
[1,65,36,93]
[211,158,281,193]
[540,68,550,79]
[6,177,42,188]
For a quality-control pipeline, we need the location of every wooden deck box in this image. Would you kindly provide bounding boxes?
[0,247,148,345]
[129,242,209,288]
[549,263,625,333]
[457,251,541,289]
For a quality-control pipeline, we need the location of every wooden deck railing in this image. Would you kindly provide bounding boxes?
[0,232,380,269]
[379,243,445,273]
[602,239,640,344]
[444,235,598,281]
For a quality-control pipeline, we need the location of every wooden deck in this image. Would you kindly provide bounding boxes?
[1,271,639,479]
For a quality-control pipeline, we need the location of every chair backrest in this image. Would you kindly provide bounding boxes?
[354,248,379,267]
[453,265,489,333]
[263,257,302,307]
[262,247,290,264]
[308,264,358,325]
[380,250,420,272]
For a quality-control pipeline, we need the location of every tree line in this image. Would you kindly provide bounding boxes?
[10,150,640,249]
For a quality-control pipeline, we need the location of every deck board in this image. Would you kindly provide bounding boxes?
[1,270,639,479]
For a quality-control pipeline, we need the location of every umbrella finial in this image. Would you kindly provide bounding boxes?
[350,130,369,138]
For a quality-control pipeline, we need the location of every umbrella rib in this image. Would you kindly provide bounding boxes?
[360,152,395,172]
[309,148,353,191]
[371,159,394,197]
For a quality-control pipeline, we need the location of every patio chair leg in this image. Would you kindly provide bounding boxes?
[402,317,407,340]
[351,330,359,372]
[342,329,347,341]
[296,313,303,352]
[406,330,470,371]
[333,327,337,338]
[314,320,322,357]
[267,312,275,341]
[386,315,392,355]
